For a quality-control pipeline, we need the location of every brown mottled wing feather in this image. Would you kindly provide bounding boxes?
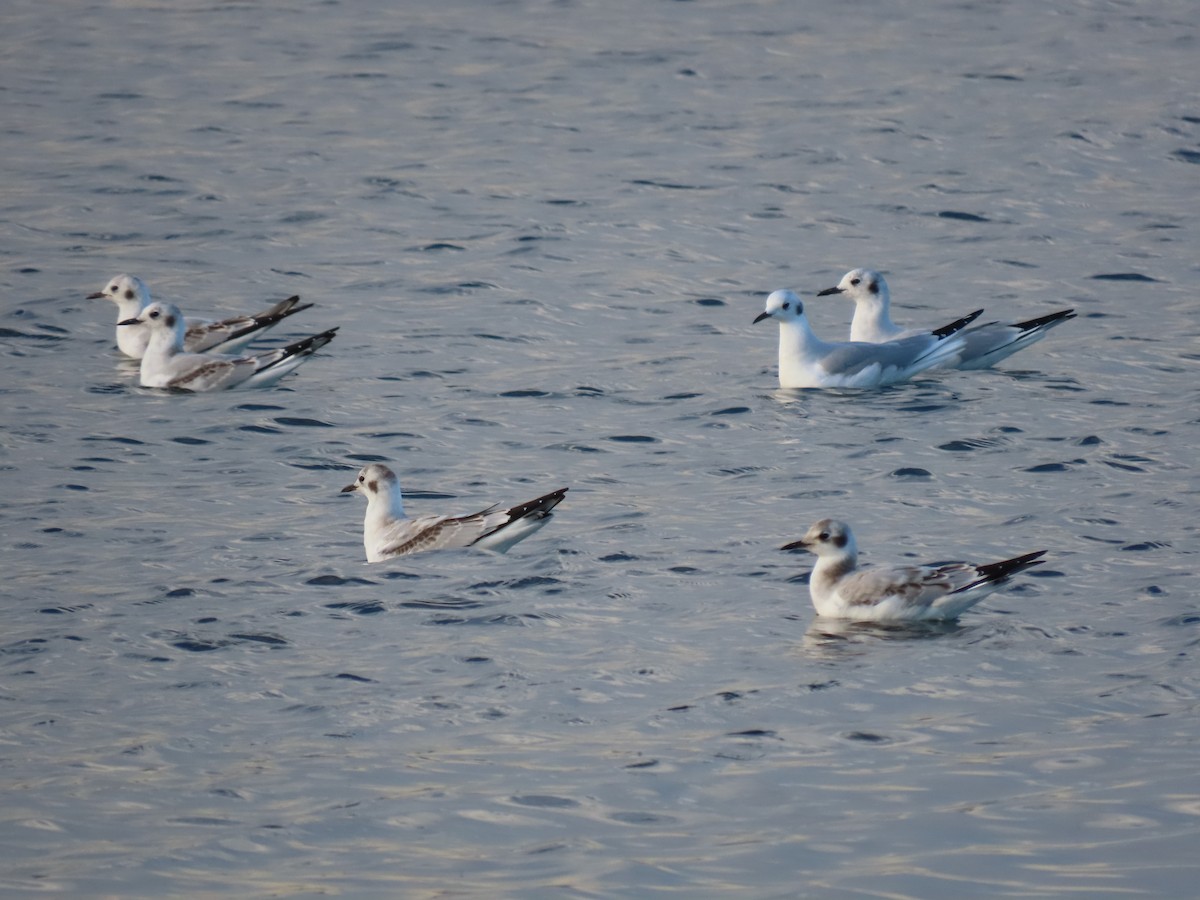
[839,552,1045,610]
[378,519,451,557]
[376,512,492,557]
[376,489,567,558]
[168,357,254,390]
[837,564,963,609]
[184,297,314,353]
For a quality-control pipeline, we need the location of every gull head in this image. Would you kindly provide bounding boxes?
[817,268,889,307]
[88,274,151,311]
[753,289,806,325]
[341,463,400,501]
[781,518,858,559]
[118,300,186,341]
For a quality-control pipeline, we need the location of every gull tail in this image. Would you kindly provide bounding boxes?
[233,295,315,340]
[472,487,568,553]
[957,309,1076,369]
[243,326,339,387]
[255,326,338,371]
[200,295,317,354]
[952,550,1047,595]
[504,488,569,522]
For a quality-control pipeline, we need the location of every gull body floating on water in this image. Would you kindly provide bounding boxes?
[817,268,1076,370]
[90,273,313,359]
[119,301,336,391]
[782,518,1046,622]
[753,289,977,389]
[341,463,567,562]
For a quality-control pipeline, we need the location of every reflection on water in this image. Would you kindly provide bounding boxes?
[802,617,970,650]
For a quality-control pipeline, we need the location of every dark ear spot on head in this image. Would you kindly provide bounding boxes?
[367,479,378,493]
[165,314,176,328]
[833,532,848,549]
[868,280,879,296]
[124,289,134,299]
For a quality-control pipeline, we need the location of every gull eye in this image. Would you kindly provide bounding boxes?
[782,302,790,310]
[849,278,860,287]
[358,474,365,482]
[819,531,830,541]
[148,309,160,319]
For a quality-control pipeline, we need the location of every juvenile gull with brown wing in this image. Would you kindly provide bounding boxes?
[781,519,1046,622]
[342,463,567,562]
[119,301,337,391]
[90,273,313,359]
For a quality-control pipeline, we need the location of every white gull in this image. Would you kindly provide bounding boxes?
[341,463,566,561]
[90,273,313,359]
[817,268,1075,370]
[753,289,977,389]
[119,301,336,391]
[782,518,1046,622]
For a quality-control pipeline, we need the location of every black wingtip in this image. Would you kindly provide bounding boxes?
[215,297,319,346]
[249,296,316,329]
[270,295,315,317]
[1014,309,1076,333]
[506,487,568,521]
[974,550,1047,583]
[931,309,984,339]
[268,327,339,363]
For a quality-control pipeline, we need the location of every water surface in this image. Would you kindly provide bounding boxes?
[2,0,1198,896]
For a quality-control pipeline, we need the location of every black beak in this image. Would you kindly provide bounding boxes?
[780,538,811,552]
[86,291,106,299]
[340,484,357,493]
[816,286,843,296]
[117,316,142,326]
[752,311,773,324]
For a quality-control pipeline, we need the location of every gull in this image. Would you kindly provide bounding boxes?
[341,463,567,561]
[753,289,978,389]
[781,519,1047,622]
[118,301,337,391]
[817,268,1076,370]
[89,273,313,359]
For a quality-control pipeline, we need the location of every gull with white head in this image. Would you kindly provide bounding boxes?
[817,268,1075,370]
[119,301,337,390]
[782,518,1046,622]
[341,463,567,561]
[753,289,977,389]
[90,273,314,359]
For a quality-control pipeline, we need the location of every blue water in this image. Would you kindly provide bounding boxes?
[2,0,1199,896]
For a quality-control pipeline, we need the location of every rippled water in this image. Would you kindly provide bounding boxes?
[2,0,1199,895]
